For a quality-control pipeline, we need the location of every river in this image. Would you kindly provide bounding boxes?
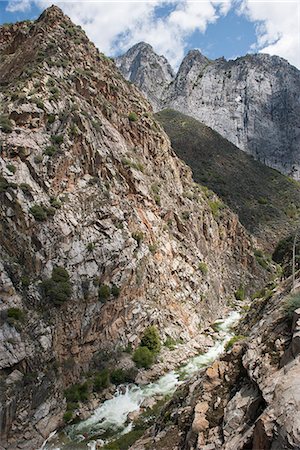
[42,310,240,450]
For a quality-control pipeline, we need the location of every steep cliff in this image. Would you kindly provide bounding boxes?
[156,109,300,251]
[0,7,267,449]
[117,45,300,179]
[115,42,174,111]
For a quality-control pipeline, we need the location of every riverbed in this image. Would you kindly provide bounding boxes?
[43,311,240,450]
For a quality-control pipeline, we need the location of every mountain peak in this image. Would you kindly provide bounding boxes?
[37,4,67,23]
[116,42,174,111]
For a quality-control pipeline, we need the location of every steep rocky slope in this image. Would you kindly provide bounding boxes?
[156,109,300,251]
[117,45,300,179]
[115,42,174,111]
[0,7,267,449]
[131,276,300,450]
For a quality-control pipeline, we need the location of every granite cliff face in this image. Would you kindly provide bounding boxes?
[116,42,174,111]
[117,45,300,179]
[0,7,266,449]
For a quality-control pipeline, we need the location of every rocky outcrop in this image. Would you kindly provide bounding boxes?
[132,278,300,449]
[0,7,267,449]
[117,45,300,179]
[116,42,174,111]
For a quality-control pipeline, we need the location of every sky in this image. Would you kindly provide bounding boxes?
[0,0,299,70]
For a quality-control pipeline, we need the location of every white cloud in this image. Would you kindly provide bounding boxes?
[239,0,300,68]
[5,0,232,68]
[6,0,31,12]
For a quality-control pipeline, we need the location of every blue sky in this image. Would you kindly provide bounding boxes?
[0,1,299,69]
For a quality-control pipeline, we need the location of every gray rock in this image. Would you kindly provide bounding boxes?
[118,45,300,179]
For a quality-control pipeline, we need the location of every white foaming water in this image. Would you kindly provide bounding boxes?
[44,310,240,449]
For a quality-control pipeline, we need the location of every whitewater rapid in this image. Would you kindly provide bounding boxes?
[43,310,240,449]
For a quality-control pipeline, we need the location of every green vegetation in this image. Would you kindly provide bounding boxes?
[0,115,13,133]
[208,199,224,218]
[51,135,64,145]
[47,114,55,124]
[29,204,48,221]
[132,326,161,369]
[234,285,245,301]
[140,326,161,353]
[86,242,95,252]
[20,183,31,193]
[93,369,110,392]
[63,411,73,423]
[132,231,144,246]
[98,284,111,302]
[122,158,144,172]
[44,146,57,157]
[65,382,89,403]
[155,109,300,247]
[50,197,61,209]
[198,262,208,275]
[284,293,300,320]
[225,335,245,351]
[21,276,30,287]
[164,336,177,350]
[41,266,72,306]
[128,112,138,122]
[133,346,154,369]
[7,164,16,174]
[7,307,24,321]
[111,284,120,298]
[34,155,43,164]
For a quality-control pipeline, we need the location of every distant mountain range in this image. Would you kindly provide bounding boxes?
[116,43,300,179]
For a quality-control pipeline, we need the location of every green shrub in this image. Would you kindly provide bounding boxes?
[111,284,120,297]
[52,266,70,283]
[140,326,161,354]
[0,176,10,192]
[234,285,245,301]
[34,155,43,164]
[98,284,111,302]
[208,199,224,218]
[284,294,300,320]
[65,382,89,403]
[225,335,245,351]
[41,267,71,306]
[0,115,13,133]
[122,158,144,172]
[47,114,55,124]
[182,211,190,220]
[132,231,143,246]
[51,135,64,145]
[30,204,48,221]
[164,337,177,350]
[7,307,23,321]
[44,146,57,156]
[86,242,95,252]
[93,369,110,392]
[128,112,138,122]
[20,183,31,193]
[50,197,61,209]
[7,164,16,174]
[198,262,208,275]
[133,346,154,369]
[21,276,30,287]
[63,410,73,423]
[110,369,127,385]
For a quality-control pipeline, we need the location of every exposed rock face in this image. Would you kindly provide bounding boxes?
[132,278,300,450]
[117,45,300,179]
[0,7,266,449]
[115,42,174,111]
